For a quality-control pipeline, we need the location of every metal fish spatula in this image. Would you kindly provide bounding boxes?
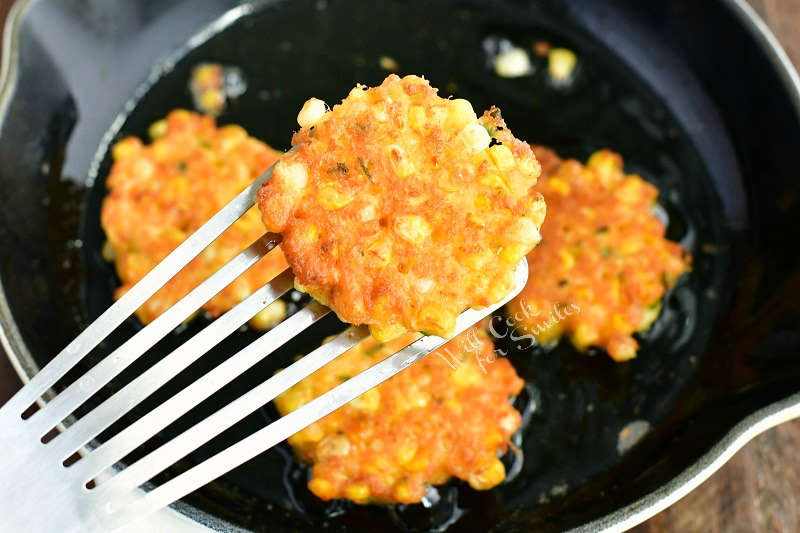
[0,162,528,532]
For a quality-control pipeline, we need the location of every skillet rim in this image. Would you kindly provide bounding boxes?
[0,0,798,531]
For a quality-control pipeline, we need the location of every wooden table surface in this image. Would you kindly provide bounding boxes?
[0,0,798,531]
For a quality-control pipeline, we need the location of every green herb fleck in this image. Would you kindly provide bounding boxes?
[359,158,374,183]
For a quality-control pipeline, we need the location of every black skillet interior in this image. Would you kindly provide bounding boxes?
[0,0,799,531]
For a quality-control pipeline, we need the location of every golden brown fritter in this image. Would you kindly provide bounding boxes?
[507,146,691,361]
[101,110,289,328]
[258,74,546,341]
[274,326,524,504]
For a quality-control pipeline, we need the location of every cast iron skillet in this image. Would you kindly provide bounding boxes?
[1,0,799,531]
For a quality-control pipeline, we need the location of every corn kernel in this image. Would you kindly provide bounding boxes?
[468,458,506,490]
[303,223,320,243]
[517,155,540,176]
[407,456,429,472]
[101,240,116,262]
[464,250,494,270]
[316,434,351,459]
[418,303,455,336]
[409,105,426,129]
[318,184,353,210]
[199,88,224,114]
[248,300,287,330]
[277,161,309,192]
[548,47,578,82]
[475,195,491,210]
[452,363,481,387]
[344,484,370,502]
[488,144,515,171]
[111,138,141,161]
[394,482,414,503]
[616,177,644,204]
[500,244,529,264]
[486,273,513,303]
[479,172,510,193]
[308,478,336,500]
[560,250,576,270]
[297,97,327,128]
[349,388,381,411]
[148,119,168,140]
[445,98,477,130]
[510,217,543,246]
[611,313,631,332]
[548,177,571,196]
[460,123,491,153]
[572,322,599,350]
[397,443,418,465]
[394,215,432,245]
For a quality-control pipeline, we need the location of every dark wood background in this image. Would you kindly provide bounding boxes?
[0,0,797,531]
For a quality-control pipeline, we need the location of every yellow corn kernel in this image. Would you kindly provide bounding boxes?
[348,85,367,100]
[637,302,662,332]
[297,97,327,128]
[303,223,320,243]
[460,123,491,153]
[620,238,644,255]
[111,138,140,161]
[479,172,510,193]
[486,274,513,303]
[370,322,406,342]
[199,88,224,113]
[518,155,540,176]
[418,303,455,337]
[277,161,309,192]
[610,339,638,362]
[452,363,481,388]
[318,184,353,210]
[616,177,644,204]
[463,250,494,270]
[587,151,621,183]
[525,196,547,227]
[475,195,491,210]
[468,458,506,490]
[445,399,462,413]
[488,144,515,171]
[395,158,415,178]
[394,215,432,245]
[408,105,426,129]
[445,98,477,130]
[344,484,370,502]
[407,456,429,472]
[547,177,571,196]
[294,423,324,444]
[192,64,220,86]
[148,119,168,140]
[393,482,414,503]
[572,322,599,350]
[248,300,287,330]
[101,241,116,262]
[611,313,631,332]
[316,434,351,460]
[396,443,418,465]
[500,244,529,264]
[349,388,381,412]
[533,320,564,345]
[548,47,578,82]
[510,217,543,247]
[308,478,336,500]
